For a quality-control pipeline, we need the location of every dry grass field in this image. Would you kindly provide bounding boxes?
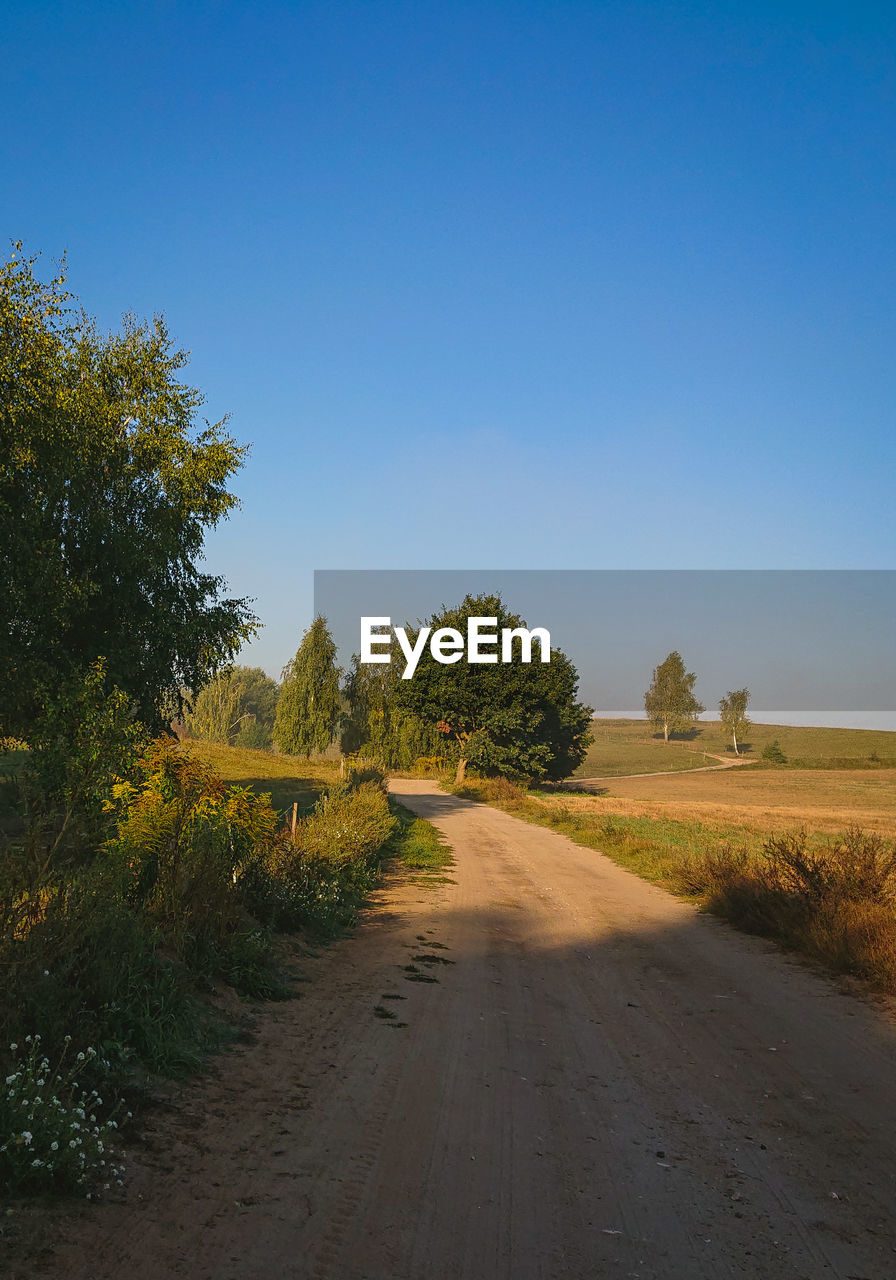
[569,766,896,836]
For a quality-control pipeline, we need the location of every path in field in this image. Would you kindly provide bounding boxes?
[37,780,896,1280]
[566,752,760,788]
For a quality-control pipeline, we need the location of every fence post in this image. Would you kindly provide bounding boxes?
[290,801,298,838]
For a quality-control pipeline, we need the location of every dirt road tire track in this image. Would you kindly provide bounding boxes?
[23,779,896,1279]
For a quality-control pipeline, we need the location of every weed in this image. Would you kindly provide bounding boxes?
[0,1036,126,1198]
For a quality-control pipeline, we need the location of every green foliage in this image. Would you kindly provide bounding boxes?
[275,616,341,756]
[644,651,705,741]
[0,851,204,1083]
[0,737,404,1203]
[183,666,279,749]
[20,660,147,866]
[718,687,751,754]
[109,738,277,951]
[341,651,443,768]
[295,779,395,865]
[396,594,593,782]
[762,738,787,763]
[0,247,257,736]
[241,773,395,936]
[386,802,453,877]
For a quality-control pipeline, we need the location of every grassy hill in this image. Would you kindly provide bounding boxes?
[575,717,896,778]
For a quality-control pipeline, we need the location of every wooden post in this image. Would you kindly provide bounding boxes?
[290,802,298,838]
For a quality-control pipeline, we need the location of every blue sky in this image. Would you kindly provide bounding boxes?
[4,1,895,677]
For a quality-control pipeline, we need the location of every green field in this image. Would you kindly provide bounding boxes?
[575,717,896,778]
[575,720,715,777]
[176,739,339,816]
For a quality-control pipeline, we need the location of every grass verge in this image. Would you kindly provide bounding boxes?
[385,801,454,882]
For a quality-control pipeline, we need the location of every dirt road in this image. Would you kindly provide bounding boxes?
[31,780,896,1279]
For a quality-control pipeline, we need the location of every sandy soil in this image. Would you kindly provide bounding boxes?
[16,779,896,1279]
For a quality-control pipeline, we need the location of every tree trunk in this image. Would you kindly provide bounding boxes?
[454,756,467,785]
[663,721,669,743]
[732,728,739,756]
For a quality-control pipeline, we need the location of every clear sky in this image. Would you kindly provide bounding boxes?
[5,1,895,677]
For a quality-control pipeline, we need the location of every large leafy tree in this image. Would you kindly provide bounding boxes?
[396,594,593,783]
[275,616,341,755]
[0,247,256,733]
[644,651,705,742]
[719,687,751,756]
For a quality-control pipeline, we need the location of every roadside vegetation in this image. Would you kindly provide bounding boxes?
[0,253,445,1205]
[0,711,417,1199]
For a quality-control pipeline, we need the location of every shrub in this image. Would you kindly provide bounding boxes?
[12,661,147,874]
[240,777,395,937]
[109,738,277,951]
[295,780,394,867]
[343,760,387,790]
[0,856,202,1079]
[761,739,787,764]
[763,826,896,906]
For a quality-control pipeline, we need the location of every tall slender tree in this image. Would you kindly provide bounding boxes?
[644,651,704,742]
[275,616,341,755]
[719,688,751,756]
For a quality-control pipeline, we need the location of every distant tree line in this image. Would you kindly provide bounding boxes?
[234,597,594,783]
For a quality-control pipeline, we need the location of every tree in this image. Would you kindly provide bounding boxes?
[396,594,593,784]
[644,651,704,742]
[341,649,443,768]
[0,247,256,735]
[274,616,341,755]
[718,688,751,756]
[184,666,279,748]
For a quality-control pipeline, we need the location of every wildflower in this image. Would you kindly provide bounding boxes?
[50,1141,58,1151]
[21,1131,33,1144]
